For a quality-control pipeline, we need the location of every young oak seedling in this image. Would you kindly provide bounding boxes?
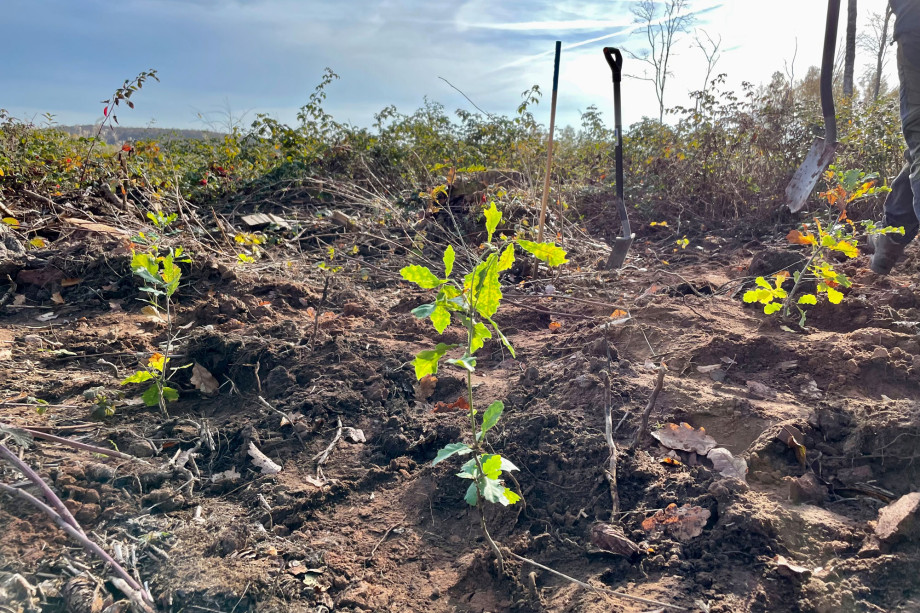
[401,201,567,570]
[121,212,191,415]
[745,167,901,328]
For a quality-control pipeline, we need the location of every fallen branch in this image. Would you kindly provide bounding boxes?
[0,442,83,534]
[631,363,667,451]
[509,552,686,610]
[0,482,153,606]
[2,424,148,463]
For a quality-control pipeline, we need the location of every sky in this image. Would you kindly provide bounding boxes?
[0,0,898,132]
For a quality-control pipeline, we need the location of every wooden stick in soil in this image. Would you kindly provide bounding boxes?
[310,274,331,353]
[600,370,619,517]
[630,363,667,451]
[0,483,153,608]
[508,552,686,611]
[532,40,562,279]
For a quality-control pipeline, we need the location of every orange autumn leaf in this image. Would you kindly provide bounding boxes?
[611,309,628,318]
[432,395,470,413]
[787,229,816,245]
[548,321,562,330]
[258,300,271,306]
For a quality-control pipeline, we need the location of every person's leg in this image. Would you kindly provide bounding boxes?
[872,42,920,273]
[881,158,917,242]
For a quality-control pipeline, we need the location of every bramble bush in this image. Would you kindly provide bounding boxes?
[0,66,904,228]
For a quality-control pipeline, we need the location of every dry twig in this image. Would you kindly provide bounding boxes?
[509,552,686,611]
[631,363,667,450]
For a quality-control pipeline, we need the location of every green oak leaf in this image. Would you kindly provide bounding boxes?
[431,305,451,333]
[411,303,436,319]
[517,240,567,267]
[400,265,444,289]
[443,244,455,277]
[121,370,153,385]
[480,401,503,438]
[412,343,458,379]
[464,482,479,506]
[498,243,515,271]
[484,201,501,243]
[141,384,160,407]
[432,442,472,466]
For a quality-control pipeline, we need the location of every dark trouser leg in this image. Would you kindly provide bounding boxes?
[884,42,920,243]
[883,159,917,244]
[873,43,920,273]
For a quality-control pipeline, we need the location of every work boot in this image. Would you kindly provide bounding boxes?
[868,232,907,275]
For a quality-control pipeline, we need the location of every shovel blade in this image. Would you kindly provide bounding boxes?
[785,137,839,213]
[606,235,634,270]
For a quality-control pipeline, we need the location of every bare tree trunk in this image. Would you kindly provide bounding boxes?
[874,5,893,100]
[843,0,857,98]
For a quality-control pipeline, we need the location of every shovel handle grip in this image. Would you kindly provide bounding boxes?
[603,47,623,83]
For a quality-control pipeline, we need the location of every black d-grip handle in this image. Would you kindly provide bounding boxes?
[603,47,622,83]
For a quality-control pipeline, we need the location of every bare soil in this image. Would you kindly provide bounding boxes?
[3,187,920,612]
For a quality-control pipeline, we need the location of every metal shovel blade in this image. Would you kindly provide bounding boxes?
[606,234,634,269]
[785,139,839,213]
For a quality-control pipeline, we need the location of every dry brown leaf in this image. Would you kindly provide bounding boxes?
[776,424,807,466]
[61,277,83,287]
[12,294,26,306]
[418,374,438,400]
[0,348,11,361]
[707,447,748,482]
[641,503,711,541]
[190,362,219,394]
[432,395,470,414]
[651,422,717,455]
[141,305,163,321]
[51,292,65,305]
[589,523,641,557]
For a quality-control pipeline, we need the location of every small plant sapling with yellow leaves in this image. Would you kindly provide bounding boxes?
[122,211,191,415]
[401,201,567,571]
[744,166,899,327]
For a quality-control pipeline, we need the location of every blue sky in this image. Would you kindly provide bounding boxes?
[0,0,894,131]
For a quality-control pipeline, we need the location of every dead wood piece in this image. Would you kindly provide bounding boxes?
[631,364,668,450]
[600,369,619,516]
[330,210,356,230]
[241,213,291,230]
[3,424,148,463]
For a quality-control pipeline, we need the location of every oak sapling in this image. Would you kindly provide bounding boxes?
[122,212,191,415]
[401,201,567,570]
[744,166,900,327]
